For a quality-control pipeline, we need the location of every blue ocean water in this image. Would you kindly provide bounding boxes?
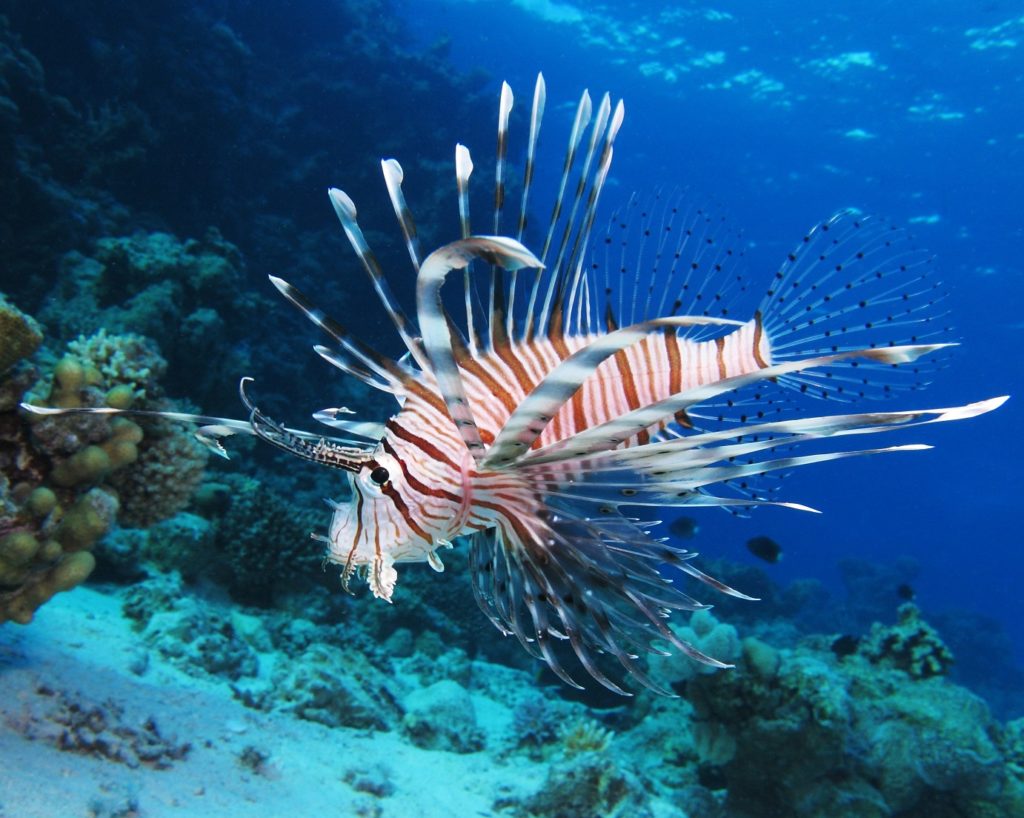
[401,0,1024,660]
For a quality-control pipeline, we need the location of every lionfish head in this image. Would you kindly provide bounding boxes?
[323,448,439,603]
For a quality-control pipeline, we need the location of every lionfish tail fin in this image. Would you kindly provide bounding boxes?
[759,210,951,402]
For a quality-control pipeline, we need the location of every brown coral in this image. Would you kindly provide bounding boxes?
[108,415,207,528]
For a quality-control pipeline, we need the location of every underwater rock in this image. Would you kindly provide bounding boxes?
[141,599,260,682]
[137,511,215,580]
[15,684,190,769]
[401,679,484,753]
[509,693,569,758]
[270,643,403,731]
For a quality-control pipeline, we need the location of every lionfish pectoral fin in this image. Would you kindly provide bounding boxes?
[529,396,1006,514]
[417,236,543,461]
[519,341,960,467]
[468,499,730,695]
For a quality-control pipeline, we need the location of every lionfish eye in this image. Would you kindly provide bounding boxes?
[369,466,390,485]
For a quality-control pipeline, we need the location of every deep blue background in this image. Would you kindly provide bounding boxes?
[397,0,1023,661]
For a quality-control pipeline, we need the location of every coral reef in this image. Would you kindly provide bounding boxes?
[1,304,206,623]
[40,232,258,410]
[108,417,208,529]
[514,747,655,818]
[200,473,323,606]
[648,609,743,691]
[673,625,1022,818]
[74,558,1024,818]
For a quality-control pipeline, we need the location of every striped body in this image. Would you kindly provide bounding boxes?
[326,316,772,597]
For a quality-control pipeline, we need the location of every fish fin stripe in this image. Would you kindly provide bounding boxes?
[326,188,430,372]
[595,192,751,333]
[524,88,593,341]
[417,236,543,462]
[759,210,949,401]
[468,498,736,695]
[268,275,432,400]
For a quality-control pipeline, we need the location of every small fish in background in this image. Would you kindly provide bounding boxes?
[897,583,916,601]
[669,516,700,540]
[831,634,860,658]
[746,535,783,564]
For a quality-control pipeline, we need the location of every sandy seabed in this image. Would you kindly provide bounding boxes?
[0,587,542,818]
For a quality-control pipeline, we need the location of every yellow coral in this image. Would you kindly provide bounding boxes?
[25,486,57,517]
[51,444,111,487]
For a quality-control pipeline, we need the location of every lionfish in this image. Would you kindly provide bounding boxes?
[27,75,1005,695]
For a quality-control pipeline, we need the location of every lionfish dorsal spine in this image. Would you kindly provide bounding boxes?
[326,187,429,372]
[522,87,593,342]
[454,143,481,354]
[507,75,547,342]
[268,274,414,396]
[537,92,611,341]
[381,158,423,271]
[516,72,547,244]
